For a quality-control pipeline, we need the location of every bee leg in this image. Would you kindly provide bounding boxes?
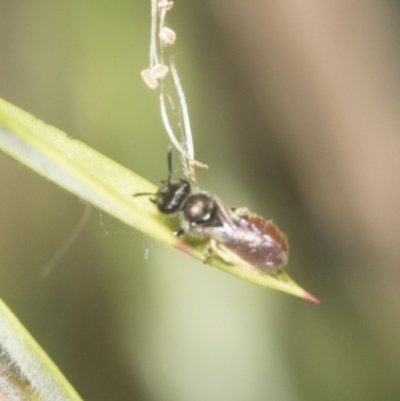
[232,207,249,217]
[203,243,213,263]
[174,228,185,237]
[212,241,244,266]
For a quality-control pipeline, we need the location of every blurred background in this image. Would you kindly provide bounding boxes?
[1,0,400,400]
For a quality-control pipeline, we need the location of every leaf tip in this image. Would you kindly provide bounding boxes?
[303,291,320,304]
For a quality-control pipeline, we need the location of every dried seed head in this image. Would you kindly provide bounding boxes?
[159,27,176,45]
[141,64,169,89]
[152,63,169,79]
[141,69,158,90]
[158,0,174,11]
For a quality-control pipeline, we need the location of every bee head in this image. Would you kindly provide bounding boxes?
[156,179,191,214]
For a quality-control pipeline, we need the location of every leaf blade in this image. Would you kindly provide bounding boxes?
[0,97,318,302]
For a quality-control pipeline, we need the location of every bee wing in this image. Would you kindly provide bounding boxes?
[212,196,240,225]
[193,195,242,241]
[206,201,289,271]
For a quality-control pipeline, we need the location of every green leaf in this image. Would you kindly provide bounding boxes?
[0,97,318,303]
[0,298,83,401]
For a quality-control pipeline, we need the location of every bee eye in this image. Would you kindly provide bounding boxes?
[156,180,191,214]
[184,194,216,223]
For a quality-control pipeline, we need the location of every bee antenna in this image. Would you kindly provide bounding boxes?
[167,145,173,184]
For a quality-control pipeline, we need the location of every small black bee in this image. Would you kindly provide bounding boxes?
[134,147,288,273]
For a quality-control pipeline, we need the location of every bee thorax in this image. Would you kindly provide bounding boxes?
[183,193,216,224]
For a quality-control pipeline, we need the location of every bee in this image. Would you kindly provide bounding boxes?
[134,148,288,274]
